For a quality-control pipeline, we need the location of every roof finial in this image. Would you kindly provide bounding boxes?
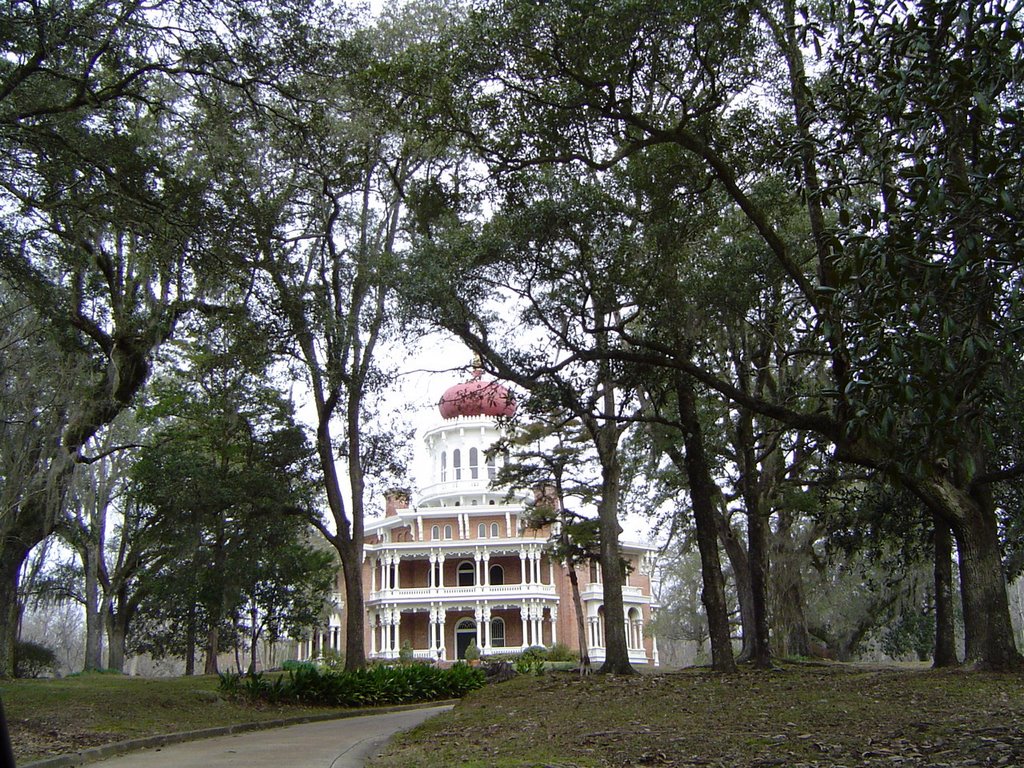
[471,351,483,378]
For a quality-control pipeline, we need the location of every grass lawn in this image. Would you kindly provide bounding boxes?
[3,662,1023,767]
[1,671,335,764]
[370,662,1024,767]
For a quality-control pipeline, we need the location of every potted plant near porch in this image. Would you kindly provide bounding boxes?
[464,640,481,667]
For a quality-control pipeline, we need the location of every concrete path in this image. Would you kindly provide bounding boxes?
[85,705,452,768]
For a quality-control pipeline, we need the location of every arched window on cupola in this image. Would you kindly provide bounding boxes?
[440,451,447,481]
[469,447,479,479]
[452,449,462,480]
[487,454,497,479]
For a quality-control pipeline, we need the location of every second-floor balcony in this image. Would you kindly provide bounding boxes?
[368,580,557,605]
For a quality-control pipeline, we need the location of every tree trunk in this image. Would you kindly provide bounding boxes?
[204,625,220,675]
[185,601,197,676]
[82,540,104,671]
[106,608,130,673]
[339,538,365,671]
[712,502,756,663]
[735,407,771,669]
[0,543,30,678]
[676,375,736,672]
[932,517,958,667]
[916,472,1021,670]
[567,559,591,672]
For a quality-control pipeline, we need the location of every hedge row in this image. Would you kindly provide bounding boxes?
[218,662,486,707]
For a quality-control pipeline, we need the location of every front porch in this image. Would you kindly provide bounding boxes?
[370,601,558,662]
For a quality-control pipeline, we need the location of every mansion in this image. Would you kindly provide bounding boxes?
[298,366,659,666]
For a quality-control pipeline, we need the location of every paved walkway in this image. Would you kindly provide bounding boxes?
[84,705,452,768]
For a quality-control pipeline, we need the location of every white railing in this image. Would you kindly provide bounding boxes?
[369,582,557,603]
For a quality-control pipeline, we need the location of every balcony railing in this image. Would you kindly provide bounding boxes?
[368,581,557,603]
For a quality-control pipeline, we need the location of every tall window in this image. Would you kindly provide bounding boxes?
[491,523,499,538]
[478,522,486,538]
[487,455,497,479]
[432,525,440,541]
[453,449,462,480]
[489,564,504,585]
[490,618,506,647]
[458,561,475,586]
[440,451,447,481]
[469,447,479,479]
[444,524,453,540]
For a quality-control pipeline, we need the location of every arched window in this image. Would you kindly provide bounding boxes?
[444,524,453,540]
[469,447,479,479]
[590,560,600,584]
[431,525,440,541]
[478,522,486,538]
[440,451,447,481]
[452,449,462,480]
[487,455,497,479]
[457,561,475,587]
[489,564,504,585]
[490,523,499,538]
[490,617,506,648]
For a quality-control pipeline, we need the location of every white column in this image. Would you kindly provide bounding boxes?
[505,511,512,537]
[417,516,423,541]
[520,550,528,584]
[549,558,555,585]
[474,550,483,588]
[371,557,377,593]
[438,553,446,588]
[438,608,446,659]
[370,613,378,655]
[482,605,492,651]
[653,632,660,665]
[393,553,401,590]
[475,605,484,648]
[550,605,558,645]
[533,551,542,584]
[428,553,436,589]
[520,604,528,647]
[428,607,438,654]
[533,606,542,646]
[483,551,491,587]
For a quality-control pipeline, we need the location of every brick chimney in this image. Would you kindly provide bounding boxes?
[384,489,410,517]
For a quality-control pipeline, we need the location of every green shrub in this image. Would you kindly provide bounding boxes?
[546,642,579,662]
[15,640,58,678]
[514,647,547,676]
[463,640,480,662]
[282,659,316,672]
[317,649,346,672]
[219,662,486,707]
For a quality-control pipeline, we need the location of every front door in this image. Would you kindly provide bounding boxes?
[455,619,476,659]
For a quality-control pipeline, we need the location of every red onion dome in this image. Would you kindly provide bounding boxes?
[438,368,516,419]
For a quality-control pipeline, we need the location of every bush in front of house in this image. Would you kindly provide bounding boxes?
[218,662,485,707]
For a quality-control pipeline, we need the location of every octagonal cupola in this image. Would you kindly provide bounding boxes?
[437,366,516,420]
